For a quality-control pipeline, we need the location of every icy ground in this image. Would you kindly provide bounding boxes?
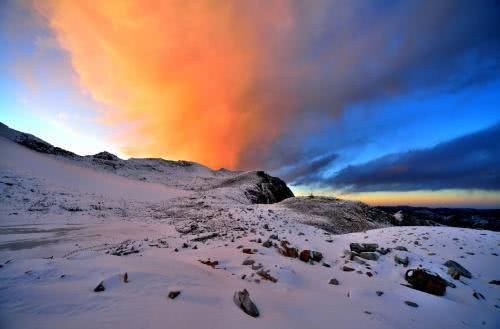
[0,137,499,329]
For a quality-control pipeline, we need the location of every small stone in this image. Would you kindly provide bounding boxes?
[377,248,391,255]
[376,291,384,296]
[322,263,331,268]
[256,270,278,283]
[444,260,472,279]
[199,259,219,268]
[168,291,181,299]
[404,301,418,308]
[488,280,500,285]
[94,281,105,292]
[299,250,323,263]
[242,259,255,266]
[252,264,263,271]
[233,289,259,317]
[123,272,128,283]
[394,246,408,251]
[278,241,299,258]
[262,240,273,248]
[329,278,339,285]
[342,266,355,272]
[473,291,485,300]
[394,254,409,267]
[242,248,254,254]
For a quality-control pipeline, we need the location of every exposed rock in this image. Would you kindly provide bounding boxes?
[191,232,219,242]
[350,243,378,253]
[175,220,198,234]
[394,246,408,251]
[262,240,273,248]
[377,248,391,255]
[444,260,472,279]
[256,270,278,283]
[94,281,105,292]
[404,268,447,296]
[233,289,259,317]
[352,256,366,265]
[489,280,500,285]
[357,252,379,261]
[394,254,409,267]
[168,291,181,299]
[329,278,339,285]
[342,266,355,272]
[252,264,263,271]
[278,241,298,258]
[109,240,141,256]
[123,272,128,283]
[280,197,391,234]
[404,301,418,308]
[93,151,120,161]
[299,250,323,263]
[242,259,255,266]
[199,259,219,268]
[376,291,384,296]
[242,248,254,254]
[473,291,485,300]
[218,171,294,204]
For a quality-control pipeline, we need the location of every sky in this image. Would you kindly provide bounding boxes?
[0,0,499,208]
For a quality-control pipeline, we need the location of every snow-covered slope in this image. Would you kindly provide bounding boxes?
[0,123,499,329]
[0,122,293,204]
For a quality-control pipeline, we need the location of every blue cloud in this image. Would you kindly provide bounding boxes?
[328,123,500,192]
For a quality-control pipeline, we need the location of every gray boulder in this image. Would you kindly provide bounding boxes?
[233,289,259,317]
[357,252,379,261]
[444,260,472,279]
[394,254,409,267]
[350,243,379,253]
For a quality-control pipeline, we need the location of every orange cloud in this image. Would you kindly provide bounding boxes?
[35,0,296,169]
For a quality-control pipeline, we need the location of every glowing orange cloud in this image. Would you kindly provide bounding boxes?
[35,1,296,169]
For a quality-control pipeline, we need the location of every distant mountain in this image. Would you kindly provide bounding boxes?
[378,206,500,231]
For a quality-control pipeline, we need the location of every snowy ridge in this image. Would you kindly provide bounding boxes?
[0,122,293,204]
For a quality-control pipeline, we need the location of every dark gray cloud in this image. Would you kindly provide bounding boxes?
[239,0,500,170]
[279,153,338,185]
[327,123,500,192]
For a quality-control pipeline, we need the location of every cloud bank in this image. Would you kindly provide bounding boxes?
[33,0,500,169]
[329,123,500,192]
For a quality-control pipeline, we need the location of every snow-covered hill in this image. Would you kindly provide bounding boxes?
[0,123,498,329]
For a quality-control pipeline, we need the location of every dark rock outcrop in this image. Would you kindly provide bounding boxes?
[405,268,447,296]
[218,171,294,204]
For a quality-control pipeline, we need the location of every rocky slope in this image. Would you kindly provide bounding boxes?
[380,206,500,231]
